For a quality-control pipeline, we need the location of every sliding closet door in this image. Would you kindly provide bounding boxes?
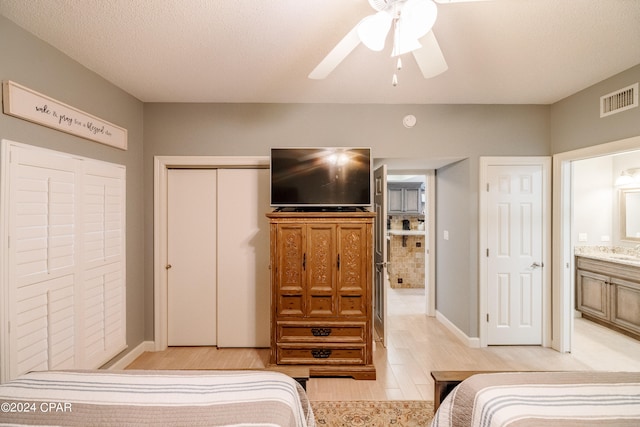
[217,169,270,347]
[167,169,217,346]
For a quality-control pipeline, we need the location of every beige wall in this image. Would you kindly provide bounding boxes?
[144,103,550,338]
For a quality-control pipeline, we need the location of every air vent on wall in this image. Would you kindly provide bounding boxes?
[600,83,638,118]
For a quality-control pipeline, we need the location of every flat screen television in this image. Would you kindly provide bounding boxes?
[270,147,372,209]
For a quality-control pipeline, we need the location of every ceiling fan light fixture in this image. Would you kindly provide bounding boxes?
[357,10,393,51]
[402,0,438,40]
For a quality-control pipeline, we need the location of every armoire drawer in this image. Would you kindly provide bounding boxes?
[276,321,366,343]
[276,344,365,365]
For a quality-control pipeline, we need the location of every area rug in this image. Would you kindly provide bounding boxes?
[310,400,434,426]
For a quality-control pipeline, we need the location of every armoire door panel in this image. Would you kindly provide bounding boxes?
[276,225,305,290]
[308,295,334,317]
[338,295,366,317]
[306,224,336,291]
[337,225,367,294]
[278,295,305,317]
[306,224,336,317]
[276,225,306,317]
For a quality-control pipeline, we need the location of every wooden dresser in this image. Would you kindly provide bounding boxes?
[266,211,376,380]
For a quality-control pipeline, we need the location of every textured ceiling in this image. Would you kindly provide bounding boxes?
[1,0,640,104]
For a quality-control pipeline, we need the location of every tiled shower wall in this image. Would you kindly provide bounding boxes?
[388,234,425,288]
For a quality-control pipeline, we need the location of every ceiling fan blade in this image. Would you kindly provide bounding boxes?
[308,26,361,79]
[412,31,448,78]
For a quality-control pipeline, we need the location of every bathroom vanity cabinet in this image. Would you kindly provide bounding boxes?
[576,255,640,339]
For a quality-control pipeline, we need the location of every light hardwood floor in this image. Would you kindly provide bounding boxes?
[127,287,640,401]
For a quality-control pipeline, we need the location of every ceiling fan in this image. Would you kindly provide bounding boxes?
[308,0,489,80]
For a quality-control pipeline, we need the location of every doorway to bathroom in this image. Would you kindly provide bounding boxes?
[561,143,640,365]
[554,135,640,355]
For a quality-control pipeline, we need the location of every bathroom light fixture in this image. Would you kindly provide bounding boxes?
[615,168,640,186]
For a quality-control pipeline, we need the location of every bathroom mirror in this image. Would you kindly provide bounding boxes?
[621,188,640,241]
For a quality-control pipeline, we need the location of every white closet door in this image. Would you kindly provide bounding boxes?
[217,169,270,347]
[1,140,126,383]
[167,169,217,346]
[80,160,126,367]
[6,145,77,380]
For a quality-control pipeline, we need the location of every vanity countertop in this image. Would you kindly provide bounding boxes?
[576,252,640,267]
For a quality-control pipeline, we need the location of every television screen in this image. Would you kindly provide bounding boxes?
[270,147,372,208]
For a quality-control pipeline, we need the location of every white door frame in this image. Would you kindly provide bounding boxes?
[479,156,552,348]
[153,156,269,351]
[373,165,388,347]
[385,168,436,316]
[551,135,640,352]
[425,170,436,316]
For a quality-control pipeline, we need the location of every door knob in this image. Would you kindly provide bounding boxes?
[165,264,172,269]
[530,262,542,269]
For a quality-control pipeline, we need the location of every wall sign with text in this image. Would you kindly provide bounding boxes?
[2,80,127,150]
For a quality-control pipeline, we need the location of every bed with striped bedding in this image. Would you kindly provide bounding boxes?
[0,370,315,426]
[431,371,640,427]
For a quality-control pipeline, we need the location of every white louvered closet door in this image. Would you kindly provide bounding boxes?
[7,146,78,381]
[80,161,126,368]
[0,140,126,382]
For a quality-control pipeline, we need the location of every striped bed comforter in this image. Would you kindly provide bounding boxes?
[0,370,315,426]
[431,371,640,427]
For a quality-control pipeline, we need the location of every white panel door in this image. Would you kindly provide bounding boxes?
[217,169,270,347]
[167,169,217,346]
[487,164,543,345]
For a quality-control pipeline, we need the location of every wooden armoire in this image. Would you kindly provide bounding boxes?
[266,211,376,380]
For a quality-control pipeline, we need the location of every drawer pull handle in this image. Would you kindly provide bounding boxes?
[311,349,332,359]
[311,328,332,337]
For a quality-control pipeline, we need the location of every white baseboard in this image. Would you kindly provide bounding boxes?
[435,310,481,348]
[106,341,155,370]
